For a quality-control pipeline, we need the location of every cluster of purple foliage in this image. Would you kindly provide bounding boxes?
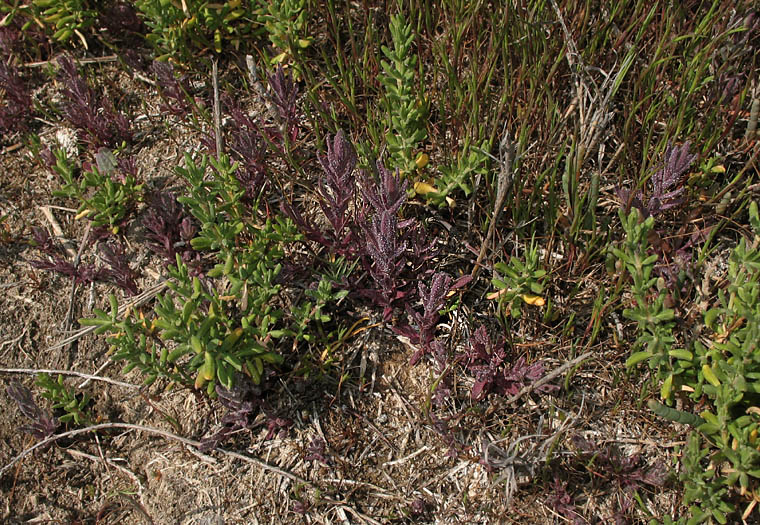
[151,61,191,117]
[266,66,300,144]
[304,435,330,465]
[285,129,446,329]
[395,272,470,365]
[0,60,32,133]
[713,9,760,104]
[617,142,697,218]
[57,56,131,148]
[218,66,301,205]
[224,97,269,202]
[6,382,59,440]
[464,325,556,401]
[199,375,292,452]
[30,227,138,295]
[359,162,415,315]
[545,479,583,525]
[199,378,262,452]
[283,130,557,426]
[572,434,666,522]
[283,129,357,255]
[142,191,202,275]
[0,15,49,61]
[617,142,702,291]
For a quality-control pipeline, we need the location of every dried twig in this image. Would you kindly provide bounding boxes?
[0,422,307,484]
[245,55,281,127]
[212,58,223,156]
[472,125,514,278]
[65,448,145,496]
[46,280,168,351]
[64,221,91,332]
[39,205,76,259]
[0,367,138,390]
[23,55,118,69]
[505,350,594,406]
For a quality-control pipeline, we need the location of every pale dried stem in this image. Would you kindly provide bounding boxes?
[0,422,308,485]
[39,205,77,259]
[46,280,169,351]
[505,350,594,406]
[472,125,514,277]
[0,367,138,389]
[212,58,223,156]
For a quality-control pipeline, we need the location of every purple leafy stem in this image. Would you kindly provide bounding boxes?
[400,272,472,365]
[151,60,191,117]
[0,60,32,132]
[30,227,138,295]
[617,141,697,217]
[465,325,557,401]
[6,382,59,440]
[57,56,131,147]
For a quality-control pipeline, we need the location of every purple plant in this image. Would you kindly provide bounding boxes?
[267,66,300,143]
[151,60,191,117]
[464,325,556,401]
[57,56,131,147]
[30,228,138,295]
[0,24,19,58]
[6,382,59,440]
[304,435,330,465]
[647,142,697,215]
[30,227,97,285]
[263,413,293,440]
[546,479,584,525]
[100,2,144,40]
[283,130,359,254]
[142,192,201,273]
[0,60,32,133]
[362,161,408,217]
[357,162,417,319]
[97,241,139,296]
[317,130,357,248]
[225,97,269,203]
[617,142,697,218]
[363,210,407,317]
[199,377,262,452]
[431,340,454,406]
[430,412,459,458]
[396,272,471,364]
[572,435,666,511]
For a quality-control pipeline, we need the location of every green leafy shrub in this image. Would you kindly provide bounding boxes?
[80,154,352,397]
[51,147,142,232]
[424,139,489,207]
[263,0,311,65]
[0,0,97,47]
[379,12,427,176]
[82,155,294,392]
[612,208,682,401]
[491,238,547,319]
[35,373,91,425]
[134,0,263,62]
[622,202,760,523]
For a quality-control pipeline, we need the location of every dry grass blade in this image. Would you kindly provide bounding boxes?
[0,367,138,389]
[46,280,169,351]
[0,422,306,483]
[473,125,514,277]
